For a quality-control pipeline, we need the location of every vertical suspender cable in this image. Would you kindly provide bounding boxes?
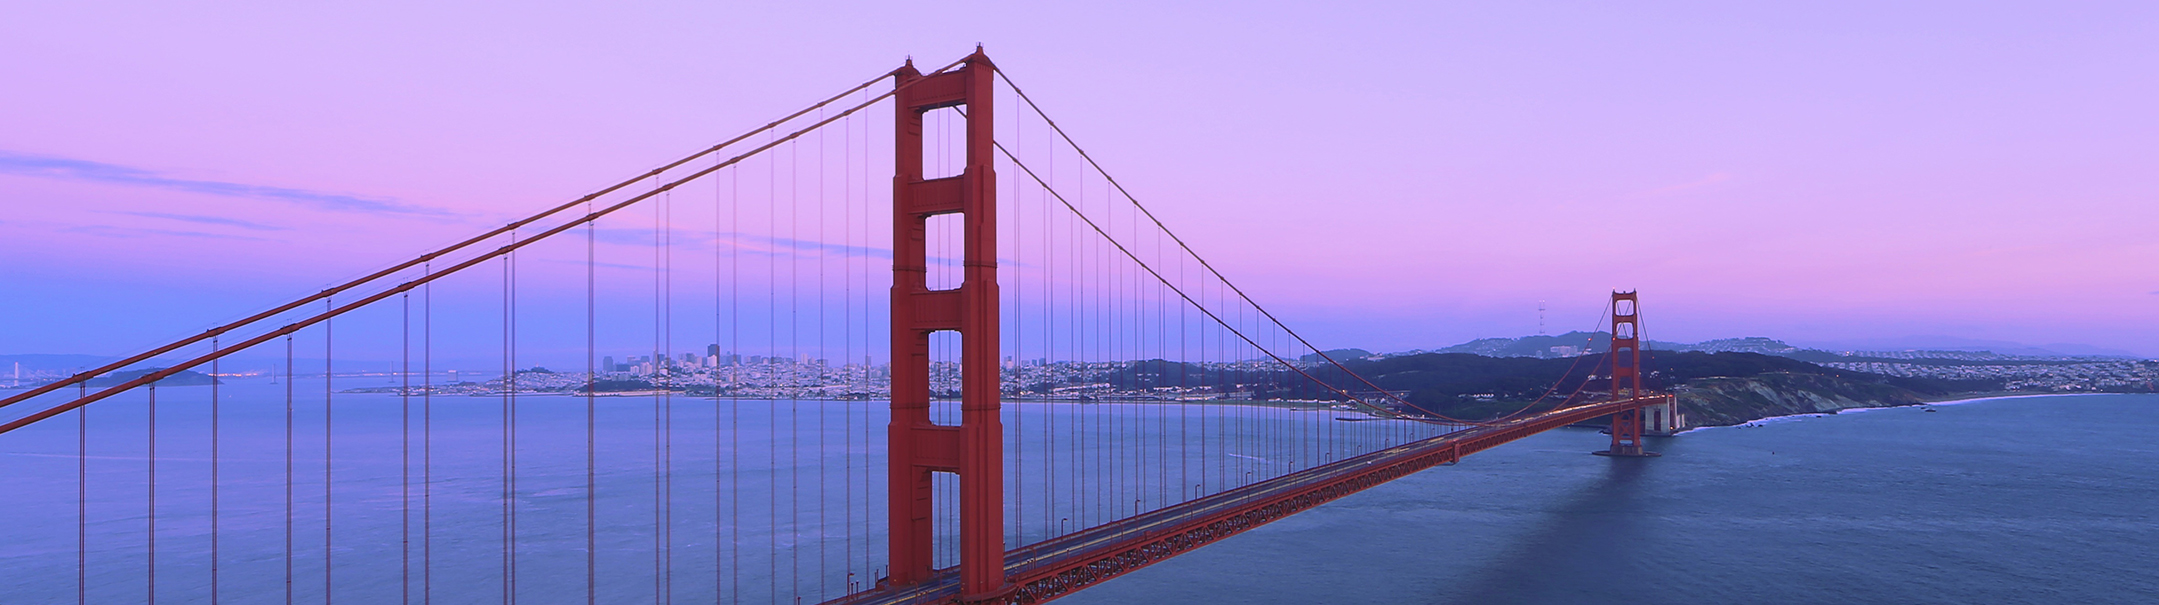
[729,163,742,605]
[1158,213,1169,508]
[78,382,88,605]
[855,101,868,578]
[1041,141,1054,538]
[1108,170,1123,515]
[650,179,665,605]
[766,129,779,604]
[509,240,521,605]
[1069,162,1082,529]
[663,185,675,605]
[789,134,803,595]
[840,103,854,589]
[502,250,514,605]
[401,294,411,605]
[421,266,434,605]
[1006,90,1021,547]
[212,336,222,605]
[852,107,865,576]
[712,163,727,599]
[147,383,156,605]
[324,298,335,605]
[1174,231,1187,505]
[729,161,742,605]
[284,335,294,605]
[850,100,867,583]
[817,106,829,600]
[649,178,663,605]
[586,207,598,605]
[1108,168,1122,514]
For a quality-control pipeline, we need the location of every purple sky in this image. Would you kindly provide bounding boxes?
[4,2,2157,358]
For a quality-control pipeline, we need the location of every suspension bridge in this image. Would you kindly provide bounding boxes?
[0,49,1681,604]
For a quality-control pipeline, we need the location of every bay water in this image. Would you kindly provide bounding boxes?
[2,382,2151,604]
[1063,394,2159,604]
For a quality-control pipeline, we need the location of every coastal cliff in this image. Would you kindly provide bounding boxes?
[1316,351,1995,423]
[83,368,220,387]
[1673,372,1932,427]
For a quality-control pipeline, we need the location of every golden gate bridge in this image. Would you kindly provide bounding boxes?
[0,48,1679,604]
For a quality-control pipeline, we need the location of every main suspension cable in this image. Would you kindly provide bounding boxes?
[3,57,972,435]
[0,68,901,413]
[991,71,1502,424]
[984,134,1430,424]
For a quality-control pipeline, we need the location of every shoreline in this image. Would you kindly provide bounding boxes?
[1670,391,2123,435]
[408,391,1355,411]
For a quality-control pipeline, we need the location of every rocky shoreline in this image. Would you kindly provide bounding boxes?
[1671,371,2023,428]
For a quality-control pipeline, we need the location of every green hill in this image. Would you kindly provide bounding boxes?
[83,368,220,387]
[1307,351,1999,421]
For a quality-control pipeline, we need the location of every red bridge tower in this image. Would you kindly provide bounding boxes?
[887,49,1009,600]
[1596,290,1663,457]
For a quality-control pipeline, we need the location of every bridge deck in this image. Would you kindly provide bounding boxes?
[825,396,1667,605]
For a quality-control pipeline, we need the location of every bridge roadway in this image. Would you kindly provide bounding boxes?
[825,395,1670,605]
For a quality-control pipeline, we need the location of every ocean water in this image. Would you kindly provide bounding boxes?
[0,377,1440,604]
[2,387,2151,604]
[1060,394,2159,605]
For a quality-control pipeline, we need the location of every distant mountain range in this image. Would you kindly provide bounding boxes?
[0,353,128,373]
[1390,333,2140,361]
[1306,349,1999,422]
[1784,336,2140,358]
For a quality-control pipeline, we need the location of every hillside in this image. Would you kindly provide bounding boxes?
[82,368,220,387]
[1413,333,2135,362]
[1673,373,1931,426]
[1310,351,1998,425]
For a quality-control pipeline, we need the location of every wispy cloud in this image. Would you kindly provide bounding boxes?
[723,232,905,262]
[537,258,659,272]
[591,227,900,261]
[587,227,1034,268]
[62,224,274,242]
[109,211,288,231]
[0,150,450,216]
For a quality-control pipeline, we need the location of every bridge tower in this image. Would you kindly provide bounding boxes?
[887,49,1009,599]
[1596,290,1663,457]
